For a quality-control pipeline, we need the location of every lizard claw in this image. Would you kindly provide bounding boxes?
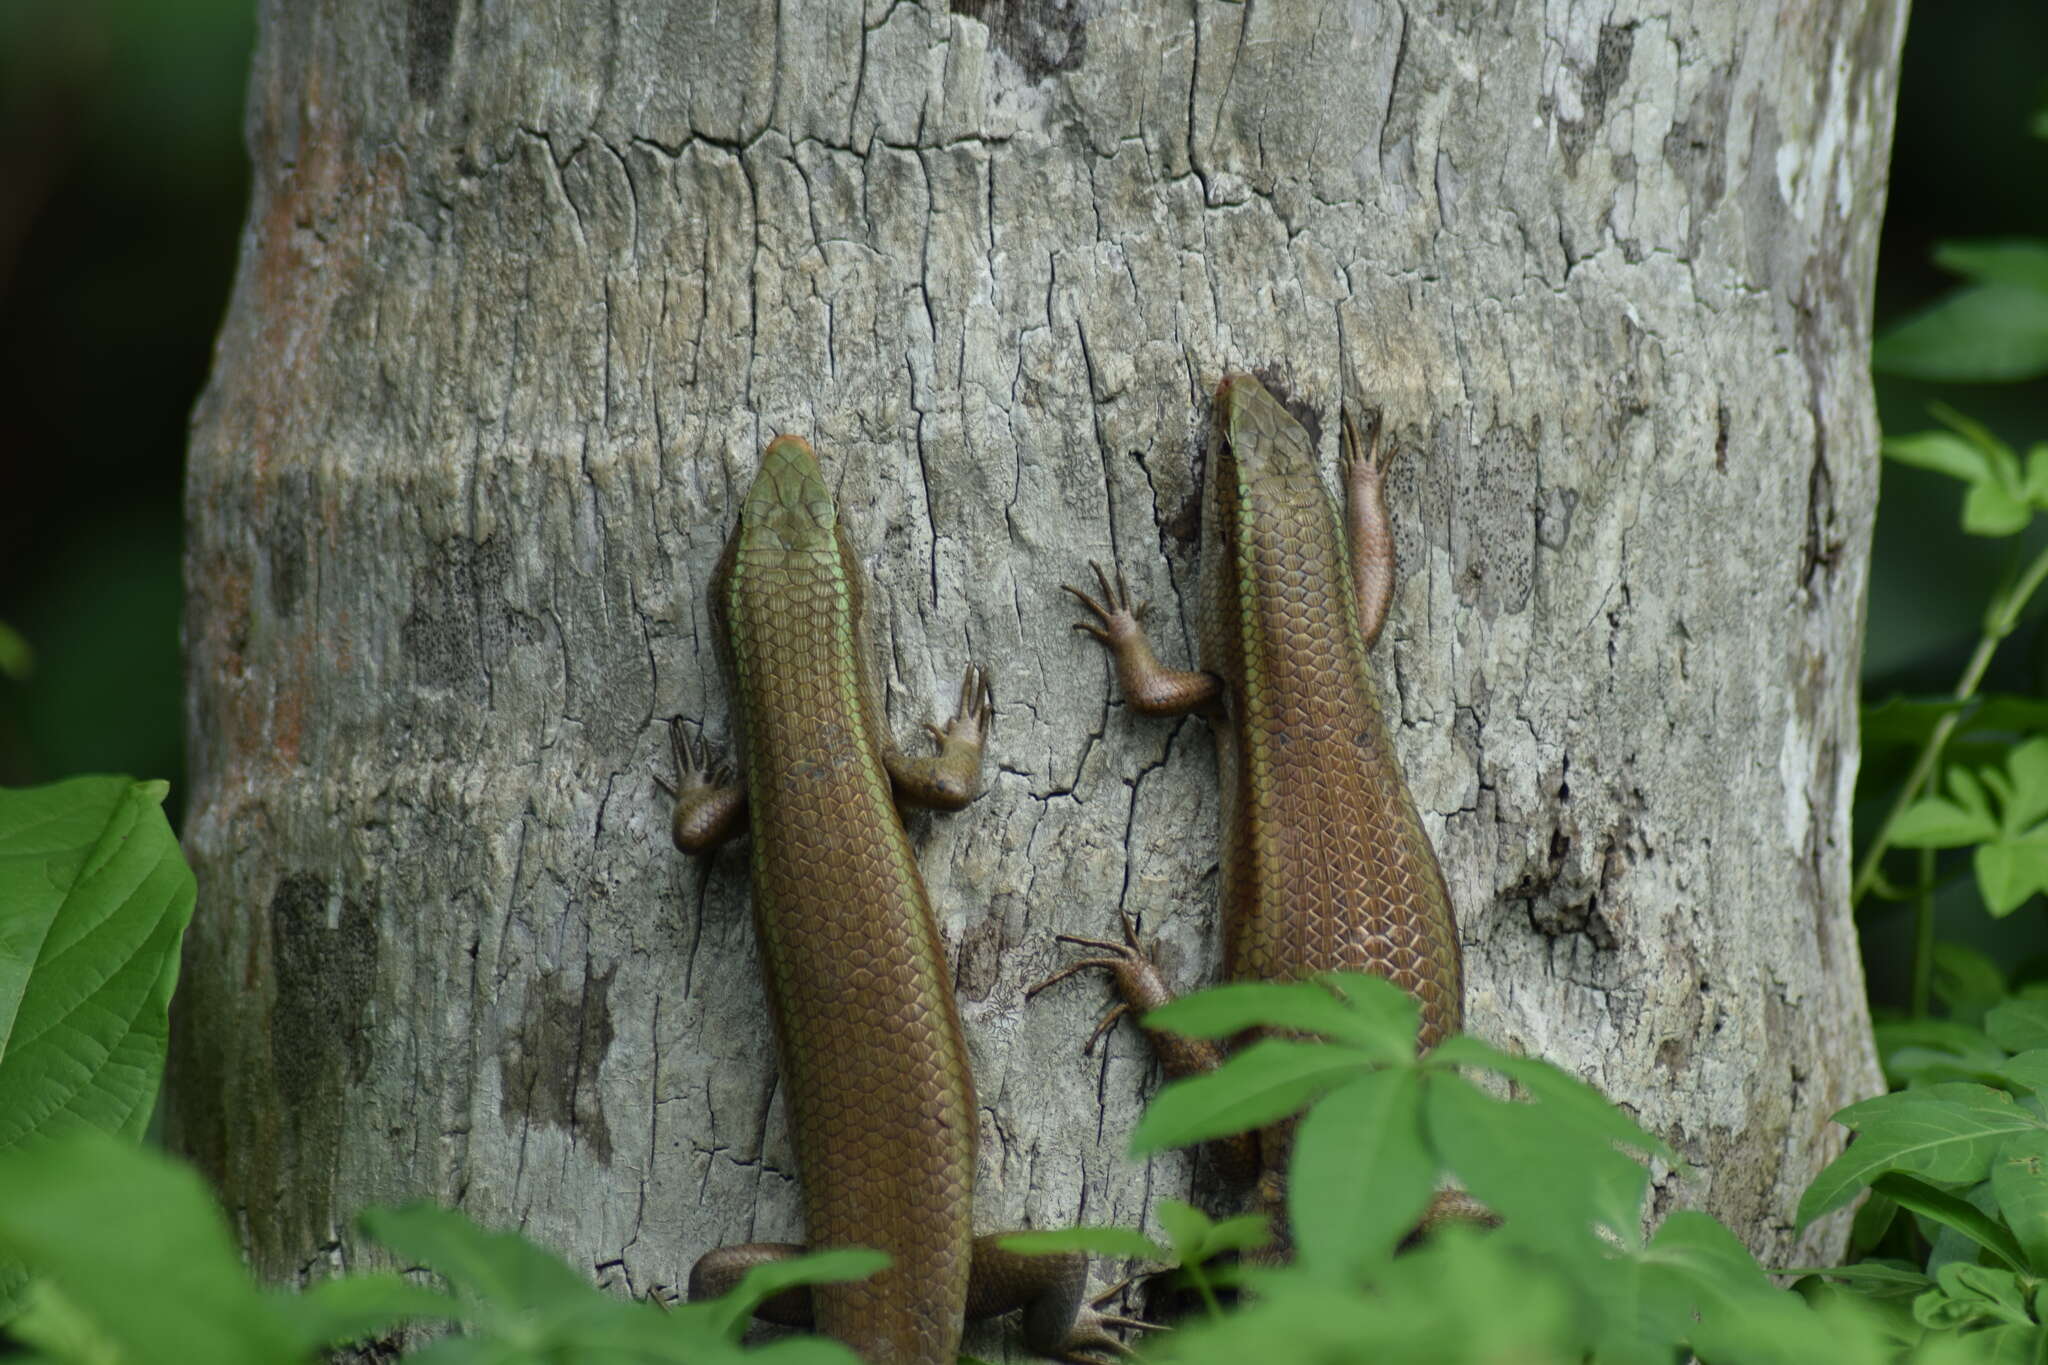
[1063,560,1143,647]
[933,661,995,749]
[1340,402,1392,486]
[1027,913,1159,1055]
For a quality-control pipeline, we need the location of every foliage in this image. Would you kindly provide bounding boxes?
[0,1131,870,1364]
[1874,242,2048,383]
[1855,398,2048,1010]
[0,777,196,1317]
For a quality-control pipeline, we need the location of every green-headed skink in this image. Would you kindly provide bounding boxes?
[1043,372,1463,1238]
[674,435,1126,1364]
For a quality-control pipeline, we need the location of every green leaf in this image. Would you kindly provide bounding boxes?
[1966,479,2034,536]
[1875,1017,2006,1074]
[1891,793,2001,848]
[280,1273,461,1349]
[1978,837,2048,915]
[1800,1087,2045,1223]
[357,1202,597,1332]
[1998,1049,2048,1099]
[2027,445,2048,507]
[4,1279,126,1365]
[0,1132,301,1363]
[1781,1259,1934,1297]
[1875,285,2048,383]
[1935,240,2048,295]
[1127,1038,1377,1155]
[1921,1262,2033,1328]
[1932,941,2009,1021]
[1988,999,2048,1053]
[1151,1199,1272,1267]
[2005,739,2048,829]
[1884,431,1991,485]
[0,777,198,1151]
[997,1226,1164,1263]
[1872,1172,2027,1272]
[1423,1072,1649,1252]
[1426,1035,1678,1164]
[687,1249,888,1343]
[1289,1070,1434,1278]
[1140,975,1416,1060]
[1991,1130,2048,1273]
[1861,695,1971,753]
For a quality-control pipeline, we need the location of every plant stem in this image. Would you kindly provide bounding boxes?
[1849,549,2048,914]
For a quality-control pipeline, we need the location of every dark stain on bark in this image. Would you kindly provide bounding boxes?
[269,873,379,1109]
[408,0,460,102]
[500,964,617,1165]
[1557,21,1638,176]
[952,0,1087,81]
[267,474,308,616]
[402,537,534,694]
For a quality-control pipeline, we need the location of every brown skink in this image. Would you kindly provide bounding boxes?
[674,435,1122,1364]
[1046,372,1463,1234]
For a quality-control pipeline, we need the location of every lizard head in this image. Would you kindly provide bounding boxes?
[1210,372,1324,517]
[742,434,838,555]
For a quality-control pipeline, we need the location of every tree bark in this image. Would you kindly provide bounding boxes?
[172,0,1903,1310]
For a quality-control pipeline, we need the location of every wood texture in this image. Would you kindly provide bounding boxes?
[172,0,1902,1319]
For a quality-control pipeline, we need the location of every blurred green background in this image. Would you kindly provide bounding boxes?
[0,2,2043,1011]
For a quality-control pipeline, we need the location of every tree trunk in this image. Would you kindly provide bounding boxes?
[171,0,1902,1310]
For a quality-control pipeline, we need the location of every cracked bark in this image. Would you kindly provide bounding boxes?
[171,0,1903,1328]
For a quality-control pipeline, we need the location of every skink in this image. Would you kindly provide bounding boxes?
[1046,372,1463,1236]
[674,435,1122,1364]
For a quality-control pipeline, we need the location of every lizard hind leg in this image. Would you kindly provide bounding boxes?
[686,1242,815,1327]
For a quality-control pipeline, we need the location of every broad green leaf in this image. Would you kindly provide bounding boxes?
[2000,737,2048,826]
[1929,1262,2032,1327]
[1988,999,2048,1053]
[357,1202,596,1329]
[1424,1072,1649,1252]
[1890,794,2000,848]
[997,1226,1164,1263]
[1874,1017,2006,1075]
[1149,1199,1271,1267]
[1931,941,2009,1021]
[1140,975,1415,1060]
[1935,240,2048,295]
[1967,481,2032,535]
[1427,1035,1677,1164]
[1800,1087,2044,1223]
[1999,1050,2048,1100]
[1978,837,2048,915]
[0,1132,300,1364]
[1289,1070,1434,1278]
[1861,695,1970,752]
[2029,445,2048,505]
[1127,1038,1376,1155]
[0,777,198,1151]
[1872,1172,2026,1272]
[280,1273,461,1349]
[4,1279,126,1365]
[1875,285,2048,383]
[1974,695,2048,735]
[1884,431,1990,484]
[1991,1130,2048,1273]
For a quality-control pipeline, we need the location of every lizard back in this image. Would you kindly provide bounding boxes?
[715,437,977,1363]
[1197,376,1462,1048]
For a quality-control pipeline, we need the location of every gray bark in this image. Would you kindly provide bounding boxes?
[172,0,1902,1314]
